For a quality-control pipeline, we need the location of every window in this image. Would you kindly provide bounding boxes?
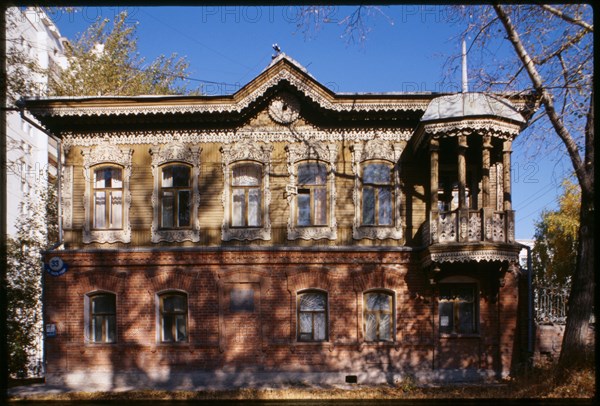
[150,143,201,243]
[297,291,328,341]
[438,284,477,335]
[82,144,133,244]
[361,163,393,226]
[221,141,272,241]
[93,166,123,230]
[364,291,394,342]
[351,141,403,240]
[159,292,188,343]
[297,162,328,226]
[286,143,338,240]
[160,164,191,229]
[88,293,116,343]
[231,163,262,227]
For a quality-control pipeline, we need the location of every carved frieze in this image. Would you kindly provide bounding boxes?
[149,142,201,243]
[268,92,301,124]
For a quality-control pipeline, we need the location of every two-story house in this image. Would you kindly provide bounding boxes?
[23,54,534,390]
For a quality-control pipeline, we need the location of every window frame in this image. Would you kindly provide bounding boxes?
[221,141,272,241]
[351,141,403,240]
[92,165,124,231]
[150,143,201,243]
[85,292,117,344]
[360,161,394,227]
[296,289,329,342]
[363,290,396,343]
[286,143,338,241]
[230,162,264,228]
[438,283,479,336]
[82,144,133,244]
[159,163,193,230]
[157,291,189,344]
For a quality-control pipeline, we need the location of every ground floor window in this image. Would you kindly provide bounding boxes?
[438,284,477,334]
[89,293,116,343]
[159,292,188,342]
[364,290,394,342]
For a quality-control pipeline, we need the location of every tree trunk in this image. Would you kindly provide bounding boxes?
[558,187,595,368]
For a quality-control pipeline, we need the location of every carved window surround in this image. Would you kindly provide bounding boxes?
[220,141,272,241]
[286,143,338,240]
[82,143,133,244]
[351,140,403,240]
[150,143,201,243]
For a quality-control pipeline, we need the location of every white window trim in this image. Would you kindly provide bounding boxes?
[150,143,201,243]
[82,143,133,244]
[351,140,403,240]
[221,141,272,241]
[362,288,397,343]
[286,143,338,240]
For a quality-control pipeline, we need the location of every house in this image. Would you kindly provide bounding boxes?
[22,54,534,390]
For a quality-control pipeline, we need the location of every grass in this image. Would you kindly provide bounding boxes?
[8,362,595,401]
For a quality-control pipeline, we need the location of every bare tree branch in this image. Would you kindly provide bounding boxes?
[541,4,593,33]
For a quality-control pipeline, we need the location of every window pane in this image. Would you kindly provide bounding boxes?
[314,188,327,225]
[175,315,187,341]
[232,188,245,227]
[439,302,453,334]
[233,164,261,186]
[363,163,391,184]
[248,188,261,227]
[299,292,326,311]
[314,312,326,341]
[457,287,474,302]
[92,295,115,314]
[379,313,391,341]
[106,315,116,342]
[378,188,392,225]
[458,302,475,334]
[362,187,375,225]
[92,316,103,342]
[110,191,122,228]
[163,316,174,342]
[298,191,310,226]
[162,191,174,228]
[365,312,377,341]
[94,191,106,228]
[366,293,391,311]
[110,168,122,188]
[161,166,173,188]
[299,312,312,334]
[172,165,190,187]
[178,190,191,227]
[164,295,186,313]
[298,163,327,185]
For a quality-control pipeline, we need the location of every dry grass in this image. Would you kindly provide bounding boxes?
[9,364,595,401]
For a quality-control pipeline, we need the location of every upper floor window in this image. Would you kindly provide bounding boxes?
[361,162,393,226]
[286,143,338,240]
[150,143,201,243]
[438,284,477,335]
[82,144,133,244]
[93,166,123,230]
[160,164,192,229]
[87,292,116,343]
[231,163,262,227]
[297,290,328,342]
[364,290,394,342]
[158,292,188,343]
[221,141,272,241]
[352,141,403,240]
[297,162,328,226]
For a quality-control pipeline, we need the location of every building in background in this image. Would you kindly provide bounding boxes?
[6,7,68,235]
[24,54,536,389]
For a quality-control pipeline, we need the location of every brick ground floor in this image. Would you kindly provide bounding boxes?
[42,247,523,390]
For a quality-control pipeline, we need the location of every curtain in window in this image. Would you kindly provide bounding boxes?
[298,291,327,341]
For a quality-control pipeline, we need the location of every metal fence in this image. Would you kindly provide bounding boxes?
[534,285,569,324]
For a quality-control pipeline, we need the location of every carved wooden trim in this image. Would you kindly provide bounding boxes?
[61,165,73,229]
[149,142,201,243]
[351,140,404,240]
[285,142,338,240]
[81,143,133,244]
[220,141,272,241]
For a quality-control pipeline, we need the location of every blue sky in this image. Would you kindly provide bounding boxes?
[48,5,572,240]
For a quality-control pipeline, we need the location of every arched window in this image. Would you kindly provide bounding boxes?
[88,292,116,343]
[231,163,262,227]
[297,162,328,226]
[160,164,192,229]
[297,290,328,342]
[364,290,394,342]
[158,292,188,343]
[93,166,123,230]
[361,162,393,226]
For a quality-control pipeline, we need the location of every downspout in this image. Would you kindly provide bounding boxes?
[17,103,63,380]
[526,244,533,357]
